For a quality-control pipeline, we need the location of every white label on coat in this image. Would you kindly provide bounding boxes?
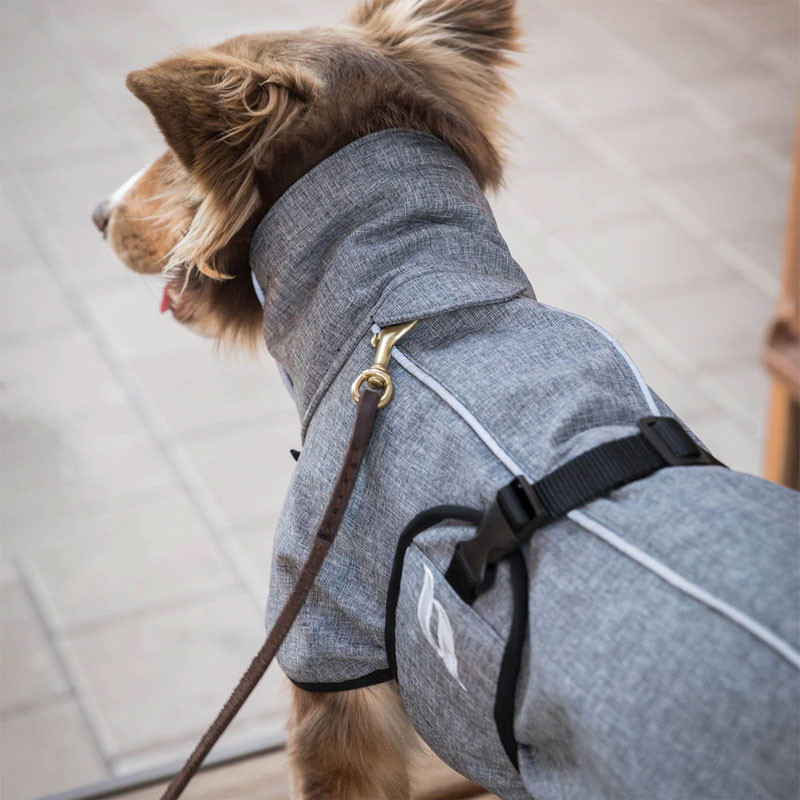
[417,566,467,690]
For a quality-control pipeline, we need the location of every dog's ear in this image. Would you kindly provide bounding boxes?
[125,51,318,280]
[351,0,518,173]
[126,51,318,173]
[351,0,519,67]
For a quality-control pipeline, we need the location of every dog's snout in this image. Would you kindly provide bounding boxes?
[92,200,110,235]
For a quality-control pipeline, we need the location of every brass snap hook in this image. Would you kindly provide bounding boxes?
[351,320,418,408]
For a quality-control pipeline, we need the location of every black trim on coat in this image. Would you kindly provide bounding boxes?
[290,668,393,693]
[493,550,528,770]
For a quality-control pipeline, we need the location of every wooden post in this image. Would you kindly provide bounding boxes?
[763,122,800,488]
[765,383,799,487]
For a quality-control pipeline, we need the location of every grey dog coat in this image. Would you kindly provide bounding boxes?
[252,130,800,799]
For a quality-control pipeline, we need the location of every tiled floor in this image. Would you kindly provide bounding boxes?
[1,0,797,796]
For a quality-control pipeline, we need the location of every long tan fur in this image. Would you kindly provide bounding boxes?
[289,682,418,800]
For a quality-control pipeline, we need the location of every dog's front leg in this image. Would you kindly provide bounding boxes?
[288,681,416,800]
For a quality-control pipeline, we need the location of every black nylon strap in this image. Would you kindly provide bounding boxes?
[446,416,723,603]
[534,433,663,519]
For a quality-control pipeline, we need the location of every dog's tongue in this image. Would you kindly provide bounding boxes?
[160,287,173,314]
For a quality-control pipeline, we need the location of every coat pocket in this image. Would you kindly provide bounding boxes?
[385,509,530,799]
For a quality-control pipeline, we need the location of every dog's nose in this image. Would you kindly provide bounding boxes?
[92,200,110,235]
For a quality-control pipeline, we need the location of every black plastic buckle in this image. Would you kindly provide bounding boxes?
[638,416,719,467]
[445,476,548,604]
[497,475,547,536]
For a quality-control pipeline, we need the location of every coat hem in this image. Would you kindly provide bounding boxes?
[289,668,393,693]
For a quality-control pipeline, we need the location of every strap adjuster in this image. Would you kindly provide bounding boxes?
[638,416,719,467]
[497,475,547,535]
[445,476,548,604]
[444,417,723,604]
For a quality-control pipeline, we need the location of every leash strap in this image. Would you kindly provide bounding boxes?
[446,416,724,603]
[161,386,382,800]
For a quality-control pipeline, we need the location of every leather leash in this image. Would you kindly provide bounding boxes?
[161,385,382,800]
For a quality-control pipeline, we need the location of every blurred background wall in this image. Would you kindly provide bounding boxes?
[1,0,797,796]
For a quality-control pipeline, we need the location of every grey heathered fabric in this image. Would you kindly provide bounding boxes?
[251,130,800,799]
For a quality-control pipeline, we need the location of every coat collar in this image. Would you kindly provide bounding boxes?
[250,129,532,432]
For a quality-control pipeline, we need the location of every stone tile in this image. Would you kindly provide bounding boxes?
[531,63,673,124]
[0,3,92,118]
[506,104,598,172]
[86,278,205,359]
[763,39,800,76]
[630,32,747,86]
[565,0,693,41]
[660,156,788,237]
[154,0,318,47]
[14,141,139,222]
[1,191,41,269]
[34,0,179,80]
[514,8,621,76]
[633,274,774,367]
[727,219,786,279]
[116,746,293,800]
[695,0,800,48]
[565,0,748,77]
[1,385,174,528]
[111,705,287,777]
[1,576,68,711]
[24,491,238,630]
[566,215,734,298]
[15,145,153,289]
[688,64,797,131]
[746,117,798,163]
[65,591,287,758]
[504,160,655,235]
[626,21,750,80]
[182,420,300,528]
[2,82,121,161]
[130,343,297,439]
[0,559,16,586]
[1,257,77,344]
[0,697,106,798]
[595,109,741,177]
[1,327,125,417]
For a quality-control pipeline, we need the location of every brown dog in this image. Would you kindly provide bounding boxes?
[93,1,518,796]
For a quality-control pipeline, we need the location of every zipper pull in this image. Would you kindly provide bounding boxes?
[351,320,418,408]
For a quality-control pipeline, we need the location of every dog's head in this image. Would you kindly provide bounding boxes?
[93,0,519,346]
